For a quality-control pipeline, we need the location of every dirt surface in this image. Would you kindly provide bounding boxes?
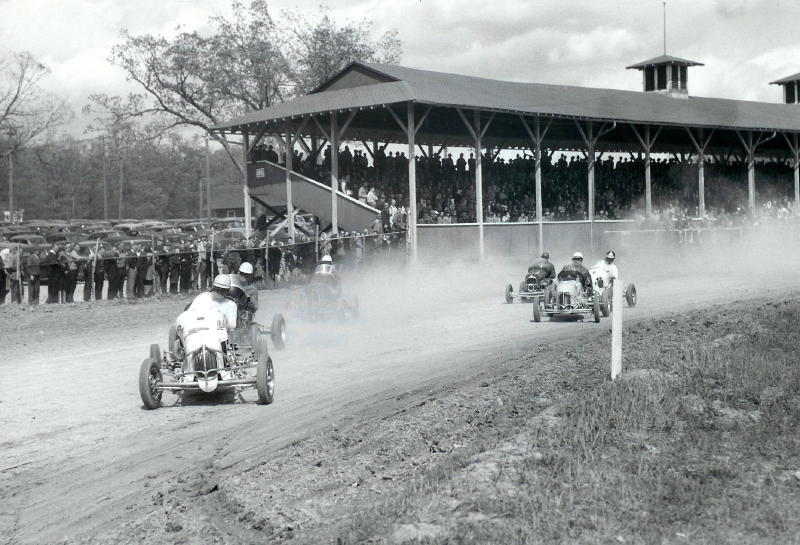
[0,244,796,544]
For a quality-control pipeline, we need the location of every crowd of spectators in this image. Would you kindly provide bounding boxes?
[258,142,800,228]
[0,229,405,306]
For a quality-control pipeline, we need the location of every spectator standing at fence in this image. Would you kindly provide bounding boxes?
[267,241,281,282]
[6,247,22,304]
[92,248,104,301]
[63,244,80,303]
[179,246,194,293]
[168,247,180,294]
[0,248,8,304]
[157,247,170,293]
[81,245,93,302]
[42,246,60,304]
[25,248,41,305]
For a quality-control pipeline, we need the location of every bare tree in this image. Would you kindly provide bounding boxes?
[0,51,73,146]
[106,0,402,175]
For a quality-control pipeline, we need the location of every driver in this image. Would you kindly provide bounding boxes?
[557,252,592,292]
[592,251,619,282]
[183,274,238,333]
[311,254,341,294]
[528,252,556,280]
[234,262,259,315]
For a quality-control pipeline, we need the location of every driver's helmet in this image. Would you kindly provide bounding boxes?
[212,274,231,294]
[605,250,616,263]
[239,262,253,275]
[320,255,332,264]
[572,251,583,261]
[541,252,549,260]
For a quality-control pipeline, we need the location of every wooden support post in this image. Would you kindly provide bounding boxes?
[284,121,294,241]
[520,115,552,256]
[331,113,339,235]
[474,110,484,260]
[630,124,662,218]
[242,131,252,238]
[575,120,616,250]
[784,133,800,206]
[408,101,418,263]
[685,127,715,220]
[736,129,777,214]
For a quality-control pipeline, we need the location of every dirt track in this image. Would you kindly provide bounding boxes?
[0,246,795,544]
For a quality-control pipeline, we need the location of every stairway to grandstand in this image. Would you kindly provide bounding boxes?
[247,161,378,233]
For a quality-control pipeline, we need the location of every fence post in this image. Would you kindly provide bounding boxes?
[611,279,623,380]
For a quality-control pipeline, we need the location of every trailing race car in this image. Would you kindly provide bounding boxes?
[504,268,554,304]
[588,265,637,317]
[289,256,358,319]
[138,280,286,409]
[533,277,601,323]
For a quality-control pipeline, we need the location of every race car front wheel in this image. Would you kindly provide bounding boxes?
[256,336,275,405]
[139,358,163,410]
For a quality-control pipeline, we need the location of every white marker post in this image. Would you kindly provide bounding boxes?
[611,280,623,380]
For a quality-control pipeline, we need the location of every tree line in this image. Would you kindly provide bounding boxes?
[0,0,402,221]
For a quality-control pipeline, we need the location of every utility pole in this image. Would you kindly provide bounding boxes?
[102,135,108,221]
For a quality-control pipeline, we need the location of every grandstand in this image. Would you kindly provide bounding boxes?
[210,58,800,260]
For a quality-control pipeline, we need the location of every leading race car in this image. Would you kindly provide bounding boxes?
[504,268,554,304]
[138,277,286,410]
[533,277,601,323]
[588,265,637,317]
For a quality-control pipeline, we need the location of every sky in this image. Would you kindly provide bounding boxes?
[2,0,800,138]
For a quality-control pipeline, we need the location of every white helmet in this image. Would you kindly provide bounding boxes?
[572,252,583,261]
[605,251,616,263]
[239,262,253,275]
[212,274,231,292]
[320,255,332,264]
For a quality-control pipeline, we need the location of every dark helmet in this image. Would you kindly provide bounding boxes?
[541,252,549,260]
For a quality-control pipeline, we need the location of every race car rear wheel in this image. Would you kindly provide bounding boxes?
[256,337,275,405]
[593,296,601,323]
[139,357,163,410]
[626,284,637,307]
[249,323,261,351]
[532,297,541,322]
[600,289,611,317]
[149,343,160,362]
[271,313,286,350]
[504,284,513,304]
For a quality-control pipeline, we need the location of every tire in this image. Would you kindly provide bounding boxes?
[626,284,637,307]
[518,280,526,296]
[504,283,513,304]
[256,338,275,405]
[139,357,163,410]
[168,326,179,353]
[532,297,541,322]
[249,322,261,350]
[593,296,601,323]
[600,289,611,317]
[271,313,286,350]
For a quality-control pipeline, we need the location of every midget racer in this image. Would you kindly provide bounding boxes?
[504,252,556,304]
[588,251,637,317]
[533,252,601,323]
[290,255,359,319]
[138,274,285,410]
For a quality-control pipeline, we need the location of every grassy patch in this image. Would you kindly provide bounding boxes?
[338,303,800,544]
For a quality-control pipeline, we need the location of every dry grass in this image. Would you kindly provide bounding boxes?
[338,303,800,544]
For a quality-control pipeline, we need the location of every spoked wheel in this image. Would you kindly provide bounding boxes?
[139,358,163,410]
[256,337,275,405]
[532,296,541,322]
[626,283,637,307]
[600,289,611,317]
[593,296,601,323]
[504,283,513,304]
[271,313,286,349]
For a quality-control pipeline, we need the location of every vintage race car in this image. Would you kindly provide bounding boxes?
[588,266,637,317]
[138,307,286,410]
[504,268,554,304]
[290,263,358,319]
[532,278,601,323]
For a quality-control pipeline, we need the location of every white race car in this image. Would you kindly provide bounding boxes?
[533,277,601,323]
[138,297,286,410]
[588,266,637,317]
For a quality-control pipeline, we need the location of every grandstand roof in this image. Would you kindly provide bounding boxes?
[211,61,800,154]
[770,72,800,85]
[625,55,704,69]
